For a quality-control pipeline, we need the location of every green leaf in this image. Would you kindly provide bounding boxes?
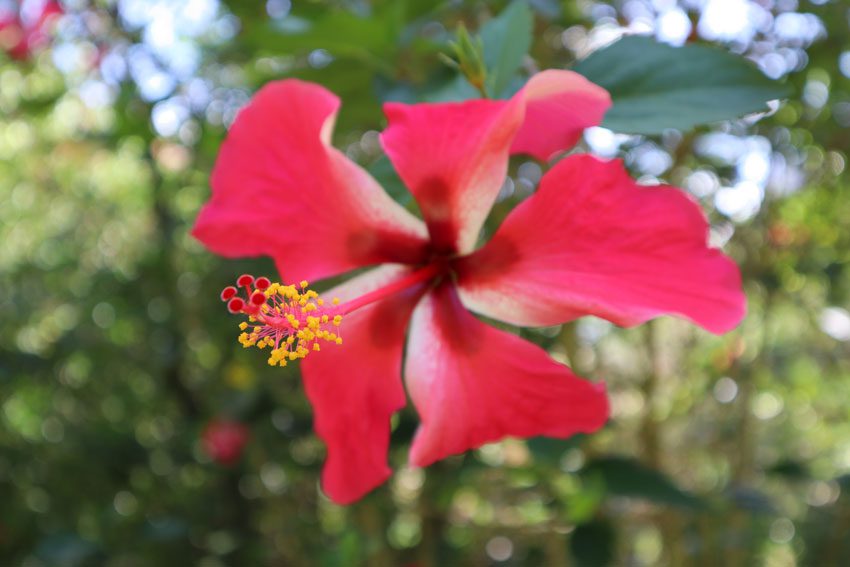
[582,456,704,510]
[573,36,792,134]
[527,435,583,466]
[570,520,617,567]
[480,0,534,98]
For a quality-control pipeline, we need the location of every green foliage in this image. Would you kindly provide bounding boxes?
[479,0,534,98]
[570,519,617,567]
[574,36,792,134]
[582,457,704,510]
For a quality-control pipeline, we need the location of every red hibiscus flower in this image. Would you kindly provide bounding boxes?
[192,71,745,504]
[0,0,62,60]
[202,419,250,466]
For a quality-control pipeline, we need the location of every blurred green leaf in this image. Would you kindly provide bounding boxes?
[527,435,583,466]
[727,486,777,515]
[36,534,99,566]
[768,459,811,480]
[582,457,704,510]
[480,0,534,98]
[570,519,616,567]
[573,36,792,134]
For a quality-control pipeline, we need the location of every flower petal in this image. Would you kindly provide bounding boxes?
[510,70,611,161]
[455,155,746,334]
[379,71,609,255]
[380,96,525,255]
[300,265,426,504]
[192,80,429,283]
[404,283,609,468]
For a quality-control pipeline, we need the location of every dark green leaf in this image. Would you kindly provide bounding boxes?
[570,520,617,567]
[727,486,777,515]
[527,435,583,466]
[582,456,704,510]
[768,459,811,480]
[480,0,534,98]
[573,36,792,134]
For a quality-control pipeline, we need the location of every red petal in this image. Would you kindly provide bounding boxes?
[300,265,426,504]
[456,155,746,334]
[192,80,429,282]
[379,71,609,255]
[380,96,524,255]
[510,70,611,161]
[404,283,609,468]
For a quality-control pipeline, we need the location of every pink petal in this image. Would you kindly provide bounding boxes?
[455,155,746,334]
[380,96,525,255]
[300,265,426,504]
[192,80,429,283]
[404,283,609,468]
[379,71,609,255]
[510,70,612,161]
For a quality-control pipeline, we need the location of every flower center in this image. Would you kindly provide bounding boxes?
[220,264,445,367]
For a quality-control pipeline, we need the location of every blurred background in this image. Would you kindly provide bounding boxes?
[1,0,849,565]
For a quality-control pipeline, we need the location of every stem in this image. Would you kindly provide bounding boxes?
[336,263,442,316]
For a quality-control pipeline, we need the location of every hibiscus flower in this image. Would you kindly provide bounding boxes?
[192,71,745,504]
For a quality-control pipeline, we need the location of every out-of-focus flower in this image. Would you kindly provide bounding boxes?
[201,419,250,466]
[193,73,746,503]
[0,0,62,60]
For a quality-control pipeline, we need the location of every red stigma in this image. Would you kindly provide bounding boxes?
[227,297,245,313]
[255,277,271,290]
[220,286,238,301]
[250,291,266,306]
[237,274,254,287]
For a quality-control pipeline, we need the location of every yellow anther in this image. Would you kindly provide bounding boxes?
[229,275,345,367]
